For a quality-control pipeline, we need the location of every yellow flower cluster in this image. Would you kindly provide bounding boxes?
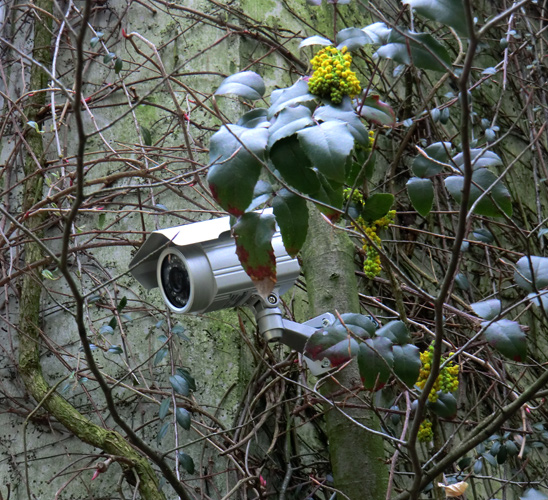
[416,344,459,403]
[418,419,434,443]
[359,210,396,279]
[308,46,361,104]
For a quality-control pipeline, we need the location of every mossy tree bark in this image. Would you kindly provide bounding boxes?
[17,1,165,497]
[302,209,388,500]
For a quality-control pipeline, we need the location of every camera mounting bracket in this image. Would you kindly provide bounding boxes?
[246,293,335,375]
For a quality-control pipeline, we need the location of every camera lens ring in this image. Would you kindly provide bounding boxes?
[160,251,190,309]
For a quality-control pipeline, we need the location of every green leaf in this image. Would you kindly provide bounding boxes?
[178,452,195,474]
[358,337,394,390]
[215,71,265,100]
[207,125,268,216]
[269,136,320,195]
[314,97,370,147]
[407,177,434,216]
[176,368,197,391]
[472,228,493,242]
[363,22,392,44]
[159,398,170,420]
[473,458,483,474]
[336,27,372,50]
[267,105,313,148]
[272,189,308,257]
[310,173,344,220]
[483,319,526,361]
[454,273,470,290]
[141,126,152,146]
[27,121,40,133]
[247,180,273,211]
[470,299,501,320]
[90,36,100,48]
[376,320,411,345]
[337,313,377,337]
[170,374,190,396]
[299,35,332,49]
[452,149,503,172]
[107,345,123,354]
[392,344,421,387]
[175,407,191,430]
[233,212,277,294]
[97,212,106,230]
[269,79,316,118]
[41,269,55,280]
[505,440,519,456]
[99,325,114,335]
[297,121,355,184]
[402,0,469,37]
[445,168,513,217]
[357,95,396,126]
[103,52,116,64]
[114,58,123,74]
[172,324,189,341]
[237,108,269,128]
[514,256,548,292]
[520,489,548,500]
[428,392,457,417]
[157,422,169,445]
[304,324,361,367]
[361,193,394,222]
[375,29,452,72]
[154,348,168,366]
[117,296,127,312]
[412,142,452,177]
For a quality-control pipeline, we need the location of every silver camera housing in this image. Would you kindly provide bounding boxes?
[129,212,300,314]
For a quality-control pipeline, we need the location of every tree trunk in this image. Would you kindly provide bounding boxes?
[302,208,388,500]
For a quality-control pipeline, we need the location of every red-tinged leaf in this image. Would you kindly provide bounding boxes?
[233,212,277,295]
[207,125,268,216]
[358,336,394,391]
[392,344,420,388]
[272,189,309,257]
[358,95,396,126]
[304,324,360,367]
[482,319,527,361]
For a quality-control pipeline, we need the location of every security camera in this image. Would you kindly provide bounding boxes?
[129,210,301,315]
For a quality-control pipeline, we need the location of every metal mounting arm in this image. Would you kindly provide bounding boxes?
[246,293,335,375]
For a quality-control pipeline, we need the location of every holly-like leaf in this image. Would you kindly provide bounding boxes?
[337,313,377,337]
[412,142,452,177]
[233,212,277,295]
[357,95,396,126]
[269,136,321,194]
[299,35,332,49]
[272,189,308,257]
[361,193,394,222]
[471,299,501,320]
[175,407,191,430]
[483,319,526,361]
[246,180,273,211]
[362,22,392,44]
[170,374,190,396]
[452,149,503,172]
[514,256,548,292]
[402,0,469,37]
[304,324,360,367]
[208,125,268,216]
[267,105,313,149]
[297,121,355,184]
[159,398,170,420]
[178,452,195,474]
[215,71,265,100]
[314,97,370,147]
[269,79,316,118]
[336,27,372,50]
[445,168,513,217]
[427,392,457,417]
[376,320,411,345]
[358,337,394,390]
[393,344,421,388]
[407,177,434,216]
[310,172,344,220]
[375,29,452,72]
[237,108,269,129]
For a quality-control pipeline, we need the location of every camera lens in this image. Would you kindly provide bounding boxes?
[160,252,190,309]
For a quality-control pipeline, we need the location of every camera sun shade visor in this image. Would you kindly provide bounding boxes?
[129,213,301,314]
